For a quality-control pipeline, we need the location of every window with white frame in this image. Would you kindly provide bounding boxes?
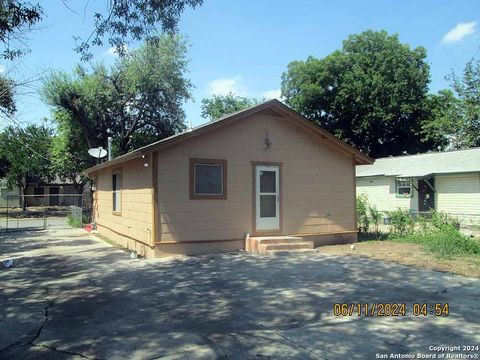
[112,171,122,212]
[396,178,412,197]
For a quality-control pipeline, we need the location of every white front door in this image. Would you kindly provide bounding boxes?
[255,165,280,231]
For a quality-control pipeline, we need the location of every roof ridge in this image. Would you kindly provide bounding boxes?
[375,147,480,160]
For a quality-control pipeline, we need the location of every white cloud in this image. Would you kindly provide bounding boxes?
[206,76,247,96]
[104,44,129,56]
[0,64,4,74]
[262,88,282,100]
[442,21,477,43]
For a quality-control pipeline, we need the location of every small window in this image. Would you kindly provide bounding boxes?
[34,187,44,198]
[396,178,412,197]
[0,188,7,199]
[112,171,122,213]
[190,158,227,199]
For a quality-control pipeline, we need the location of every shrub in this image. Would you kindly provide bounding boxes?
[68,214,82,228]
[387,209,414,236]
[369,205,382,239]
[356,194,369,234]
[398,225,480,258]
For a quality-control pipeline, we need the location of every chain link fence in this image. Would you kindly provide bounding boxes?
[0,193,90,232]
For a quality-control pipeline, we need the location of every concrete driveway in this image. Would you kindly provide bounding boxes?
[0,228,479,360]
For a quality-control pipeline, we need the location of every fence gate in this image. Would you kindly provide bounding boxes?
[0,193,86,232]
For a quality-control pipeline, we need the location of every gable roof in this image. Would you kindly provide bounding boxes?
[356,148,480,178]
[84,99,372,175]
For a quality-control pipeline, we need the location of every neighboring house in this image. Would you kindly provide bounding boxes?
[0,178,20,208]
[84,99,372,258]
[24,178,84,207]
[356,148,480,224]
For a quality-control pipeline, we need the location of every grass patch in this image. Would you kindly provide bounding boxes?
[67,214,82,228]
[390,225,480,259]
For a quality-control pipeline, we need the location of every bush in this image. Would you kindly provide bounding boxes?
[387,209,414,236]
[397,225,480,258]
[68,214,82,228]
[356,194,370,234]
[369,205,382,239]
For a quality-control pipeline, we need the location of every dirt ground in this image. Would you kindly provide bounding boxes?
[318,241,480,278]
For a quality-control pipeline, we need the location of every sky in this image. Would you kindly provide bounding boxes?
[2,0,480,130]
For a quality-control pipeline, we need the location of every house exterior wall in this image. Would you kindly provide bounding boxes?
[356,176,419,213]
[94,158,155,257]
[436,173,480,224]
[24,185,82,207]
[155,112,357,255]
[0,179,20,207]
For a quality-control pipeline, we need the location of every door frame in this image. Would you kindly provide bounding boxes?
[251,161,283,236]
[418,177,435,212]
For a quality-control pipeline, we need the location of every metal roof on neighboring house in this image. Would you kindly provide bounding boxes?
[356,148,480,178]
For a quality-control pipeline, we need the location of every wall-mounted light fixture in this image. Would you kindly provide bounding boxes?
[142,154,149,167]
[264,131,272,149]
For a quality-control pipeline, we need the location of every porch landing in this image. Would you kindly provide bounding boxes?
[246,235,314,255]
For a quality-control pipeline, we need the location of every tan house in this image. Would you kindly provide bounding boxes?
[84,100,372,257]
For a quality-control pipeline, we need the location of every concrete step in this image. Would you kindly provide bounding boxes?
[259,242,314,252]
[253,236,304,244]
[265,249,317,256]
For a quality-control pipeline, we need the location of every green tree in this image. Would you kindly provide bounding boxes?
[446,58,480,148]
[0,1,202,60]
[0,0,42,59]
[42,35,192,157]
[1,125,52,210]
[201,92,263,121]
[420,90,461,149]
[281,30,437,158]
[50,111,90,191]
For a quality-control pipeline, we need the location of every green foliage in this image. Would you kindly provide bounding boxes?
[67,214,82,228]
[42,35,192,159]
[0,125,52,209]
[389,209,478,258]
[445,58,480,148]
[356,194,370,234]
[420,90,461,150]
[387,209,414,236]
[0,1,42,59]
[0,75,15,114]
[200,93,263,121]
[369,205,382,239]
[281,30,441,158]
[75,0,203,61]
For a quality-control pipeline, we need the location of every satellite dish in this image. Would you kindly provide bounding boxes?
[88,147,107,159]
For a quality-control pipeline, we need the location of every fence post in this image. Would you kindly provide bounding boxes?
[6,193,8,232]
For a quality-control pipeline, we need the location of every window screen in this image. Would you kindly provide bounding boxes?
[194,163,223,195]
[112,172,122,212]
[190,159,227,199]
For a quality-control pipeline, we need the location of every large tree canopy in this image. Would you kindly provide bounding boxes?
[0,124,52,209]
[281,30,439,158]
[201,93,262,121]
[42,35,192,159]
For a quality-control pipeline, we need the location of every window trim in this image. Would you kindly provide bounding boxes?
[395,178,413,198]
[112,169,122,215]
[189,158,227,200]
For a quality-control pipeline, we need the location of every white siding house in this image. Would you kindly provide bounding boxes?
[356,148,480,225]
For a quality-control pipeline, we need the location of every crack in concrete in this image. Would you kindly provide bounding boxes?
[0,298,101,359]
[32,343,104,360]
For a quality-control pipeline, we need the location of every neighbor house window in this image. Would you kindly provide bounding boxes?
[190,158,227,199]
[34,187,44,198]
[396,178,412,197]
[112,171,122,213]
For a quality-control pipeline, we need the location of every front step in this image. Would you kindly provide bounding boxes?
[246,235,314,254]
